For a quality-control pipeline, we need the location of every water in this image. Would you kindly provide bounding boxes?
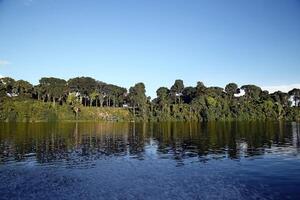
[0,121,300,200]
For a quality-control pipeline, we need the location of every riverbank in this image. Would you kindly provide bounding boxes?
[1,98,300,122]
[0,99,131,122]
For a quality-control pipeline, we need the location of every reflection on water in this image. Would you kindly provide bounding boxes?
[1,122,300,200]
[1,121,299,166]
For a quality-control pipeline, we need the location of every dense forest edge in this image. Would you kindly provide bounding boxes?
[0,76,300,122]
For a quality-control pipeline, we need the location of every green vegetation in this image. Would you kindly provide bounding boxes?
[0,98,130,122]
[1,76,300,122]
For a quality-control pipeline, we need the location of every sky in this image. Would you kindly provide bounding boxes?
[0,0,300,97]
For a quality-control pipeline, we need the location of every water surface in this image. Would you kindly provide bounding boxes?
[0,121,300,199]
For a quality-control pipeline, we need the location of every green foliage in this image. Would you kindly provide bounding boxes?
[67,77,97,94]
[0,77,16,94]
[127,83,148,120]
[0,99,59,122]
[1,76,300,122]
[15,80,33,96]
[206,96,217,107]
[156,87,171,113]
[225,83,239,97]
[0,99,131,122]
[39,77,67,106]
[182,86,196,104]
[66,92,78,105]
[170,79,184,104]
[241,84,262,100]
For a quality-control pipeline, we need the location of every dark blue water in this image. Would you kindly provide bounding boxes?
[0,122,300,200]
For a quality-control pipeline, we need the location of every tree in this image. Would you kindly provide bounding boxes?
[67,92,77,106]
[15,80,33,97]
[90,91,99,107]
[156,87,170,113]
[288,88,300,107]
[95,81,107,107]
[182,86,196,104]
[33,84,47,101]
[241,85,262,100]
[0,77,16,95]
[260,90,270,101]
[102,84,127,107]
[0,80,6,98]
[2,75,300,122]
[39,77,67,106]
[170,79,184,104]
[98,93,105,107]
[67,77,96,93]
[191,96,207,121]
[67,77,97,106]
[206,87,224,98]
[128,83,147,118]
[66,92,81,119]
[225,83,239,98]
[114,87,127,107]
[270,91,290,107]
[195,81,206,97]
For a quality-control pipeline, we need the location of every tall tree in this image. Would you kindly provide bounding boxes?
[170,79,184,104]
[67,77,97,106]
[156,87,171,113]
[15,80,33,97]
[182,86,196,104]
[271,91,290,107]
[288,88,300,107]
[225,83,239,99]
[241,85,262,100]
[0,77,16,95]
[0,79,6,98]
[89,91,99,107]
[39,77,67,106]
[128,83,147,118]
[195,81,206,97]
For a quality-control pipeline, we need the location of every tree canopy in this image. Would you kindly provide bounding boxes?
[1,76,300,121]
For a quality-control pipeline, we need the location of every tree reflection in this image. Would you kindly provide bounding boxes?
[0,121,299,166]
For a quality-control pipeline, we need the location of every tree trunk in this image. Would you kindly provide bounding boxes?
[59,97,63,105]
[53,98,56,107]
[133,106,135,118]
[75,108,79,120]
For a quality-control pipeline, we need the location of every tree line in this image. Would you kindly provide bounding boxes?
[1,76,300,121]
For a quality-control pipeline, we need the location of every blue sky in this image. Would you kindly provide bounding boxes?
[0,0,300,97]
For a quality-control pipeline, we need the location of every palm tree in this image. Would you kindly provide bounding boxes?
[90,91,99,107]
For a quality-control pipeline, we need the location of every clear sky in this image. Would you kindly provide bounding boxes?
[0,0,300,97]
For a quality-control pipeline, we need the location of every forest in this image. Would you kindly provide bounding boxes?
[0,76,300,122]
